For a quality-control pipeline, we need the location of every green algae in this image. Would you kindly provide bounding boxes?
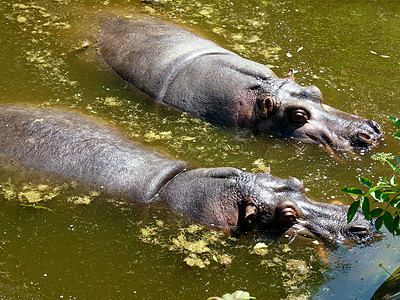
[142,0,280,65]
[0,179,100,208]
[67,191,100,205]
[251,159,270,173]
[138,218,235,268]
[251,242,269,256]
[0,181,66,203]
[73,40,92,51]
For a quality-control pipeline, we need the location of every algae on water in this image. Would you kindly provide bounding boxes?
[138,218,234,268]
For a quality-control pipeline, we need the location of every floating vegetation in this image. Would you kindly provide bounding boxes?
[0,180,100,208]
[7,1,77,93]
[20,203,49,210]
[137,216,320,290]
[138,218,235,268]
[208,290,256,300]
[73,40,92,51]
[0,181,67,203]
[251,159,269,173]
[67,191,100,205]
[251,242,269,256]
[103,96,122,107]
[142,0,280,65]
[371,152,394,165]
[184,253,210,268]
[144,130,173,142]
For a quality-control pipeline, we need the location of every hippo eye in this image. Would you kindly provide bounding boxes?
[275,200,301,226]
[289,109,309,126]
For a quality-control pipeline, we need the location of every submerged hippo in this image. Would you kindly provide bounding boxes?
[0,106,371,241]
[99,17,382,151]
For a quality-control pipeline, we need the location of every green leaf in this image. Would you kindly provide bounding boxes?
[365,186,384,197]
[377,179,391,187]
[397,156,400,166]
[382,189,396,194]
[387,161,398,171]
[395,131,400,140]
[360,196,371,220]
[371,152,394,164]
[375,216,384,231]
[390,196,400,208]
[347,201,360,223]
[341,188,363,195]
[20,204,48,210]
[383,211,394,233]
[371,190,383,201]
[359,177,372,188]
[389,116,400,129]
[373,190,390,202]
[380,193,390,202]
[390,175,397,186]
[370,208,384,218]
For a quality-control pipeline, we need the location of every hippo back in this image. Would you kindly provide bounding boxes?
[100,18,228,101]
[0,106,187,202]
[100,18,276,105]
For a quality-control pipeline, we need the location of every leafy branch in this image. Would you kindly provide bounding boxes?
[342,116,400,235]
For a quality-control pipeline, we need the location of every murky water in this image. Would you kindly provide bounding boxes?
[0,0,399,298]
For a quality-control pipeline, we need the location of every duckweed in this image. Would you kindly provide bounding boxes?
[251,242,269,256]
[74,40,92,51]
[0,181,66,203]
[0,179,100,208]
[184,254,210,268]
[138,218,235,268]
[67,191,99,205]
[251,159,269,173]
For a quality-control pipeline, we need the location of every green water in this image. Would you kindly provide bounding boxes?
[0,0,399,298]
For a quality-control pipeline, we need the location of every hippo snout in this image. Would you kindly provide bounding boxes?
[350,119,382,148]
[348,223,373,239]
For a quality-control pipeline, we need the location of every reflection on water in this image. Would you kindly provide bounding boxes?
[0,0,399,298]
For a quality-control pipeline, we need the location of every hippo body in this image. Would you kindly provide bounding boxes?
[0,106,187,203]
[100,18,382,151]
[0,106,371,241]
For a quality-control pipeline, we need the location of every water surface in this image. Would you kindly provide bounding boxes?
[0,0,399,298]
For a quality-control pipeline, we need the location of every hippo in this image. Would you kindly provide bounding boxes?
[99,17,382,151]
[0,106,371,241]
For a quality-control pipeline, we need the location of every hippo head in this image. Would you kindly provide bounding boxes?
[255,72,382,151]
[238,171,372,242]
[160,167,372,243]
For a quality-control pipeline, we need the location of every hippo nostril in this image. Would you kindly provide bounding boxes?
[367,119,382,135]
[349,225,371,238]
[351,132,374,148]
[358,132,371,141]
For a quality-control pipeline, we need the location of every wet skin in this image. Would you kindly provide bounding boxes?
[0,106,372,242]
[100,17,382,151]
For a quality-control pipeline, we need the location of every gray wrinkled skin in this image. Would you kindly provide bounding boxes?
[0,106,372,242]
[100,17,382,151]
[160,167,372,242]
[0,106,187,203]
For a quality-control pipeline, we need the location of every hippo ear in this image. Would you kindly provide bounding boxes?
[286,68,295,81]
[257,95,275,119]
[244,204,258,222]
